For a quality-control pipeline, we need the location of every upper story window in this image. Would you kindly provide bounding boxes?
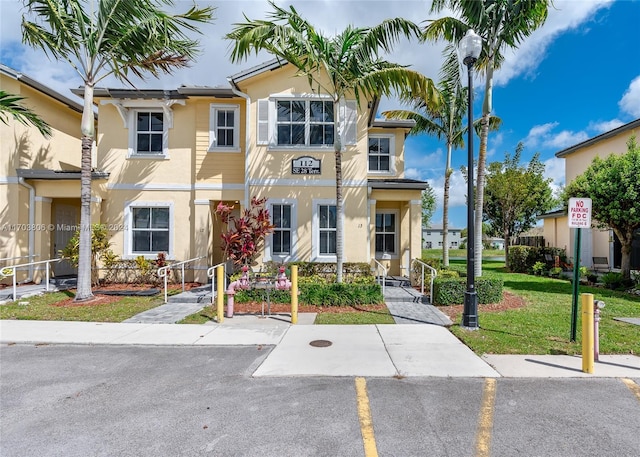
[276,100,334,147]
[136,111,164,154]
[256,97,356,149]
[209,104,240,152]
[368,134,395,174]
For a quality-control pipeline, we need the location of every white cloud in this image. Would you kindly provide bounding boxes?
[494,0,614,86]
[543,157,565,196]
[524,122,588,150]
[619,75,640,118]
[405,167,422,180]
[428,170,468,211]
[589,119,625,134]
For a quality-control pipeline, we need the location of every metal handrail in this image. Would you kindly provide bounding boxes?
[1,258,62,301]
[371,258,387,296]
[0,254,38,264]
[157,256,206,303]
[412,259,437,302]
[207,262,228,304]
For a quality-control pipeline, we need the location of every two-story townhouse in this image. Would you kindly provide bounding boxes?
[1,64,103,281]
[422,224,463,249]
[87,59,427,281]
[541,118,640,270]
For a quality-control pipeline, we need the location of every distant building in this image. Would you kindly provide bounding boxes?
[422,224,463,249]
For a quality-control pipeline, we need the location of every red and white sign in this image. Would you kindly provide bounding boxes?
[568,198,592,228]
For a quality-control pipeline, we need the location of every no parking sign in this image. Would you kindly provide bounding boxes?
[568,198,592,228]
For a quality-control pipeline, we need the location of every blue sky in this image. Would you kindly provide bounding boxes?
[2,0,639,229]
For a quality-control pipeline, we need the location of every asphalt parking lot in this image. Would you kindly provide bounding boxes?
[1,344,639,457]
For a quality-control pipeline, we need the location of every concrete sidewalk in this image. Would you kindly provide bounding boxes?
[2,319,639,378]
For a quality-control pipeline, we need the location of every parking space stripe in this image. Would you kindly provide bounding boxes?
[622,378,640,402]
[355,377,378,457]
[476,378,497,457]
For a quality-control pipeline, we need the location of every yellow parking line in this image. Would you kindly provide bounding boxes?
[622,378,640,402]
[355,377,378,457]
[476,378,497,457]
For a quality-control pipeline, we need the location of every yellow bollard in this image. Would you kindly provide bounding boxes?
[582,293,594,373]
[291,265,298,324]
[216,265,224,324]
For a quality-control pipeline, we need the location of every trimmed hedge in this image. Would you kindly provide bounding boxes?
[508,246,567,273]
[235,283,383,307]
[433,277,504,305]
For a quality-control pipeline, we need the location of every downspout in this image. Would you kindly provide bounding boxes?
[228,77,251,210]
[18,178,35,281]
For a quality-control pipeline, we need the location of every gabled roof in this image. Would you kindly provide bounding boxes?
[555,118,640,158]
[228,58,289,87]
[1,63,85,114]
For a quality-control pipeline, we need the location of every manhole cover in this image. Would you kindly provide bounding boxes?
[309,339,332,348]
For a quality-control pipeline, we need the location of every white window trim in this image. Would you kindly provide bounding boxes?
[375,209,399,259]
[368,134,396,175]
[269,94,335,150]
[123,201,174,259]
[264,198,297,262]
[102,99,184,159]
[127,108,169,158]
[312,198,337,262]
[208,104,241,152]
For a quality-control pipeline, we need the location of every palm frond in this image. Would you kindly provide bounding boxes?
[0,90,52,138]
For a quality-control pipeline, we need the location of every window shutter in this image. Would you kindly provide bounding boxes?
[340,100,357,146]
[209,105,217,149]
[257,99,269,145]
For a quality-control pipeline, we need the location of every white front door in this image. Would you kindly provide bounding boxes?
[53,204,78,276]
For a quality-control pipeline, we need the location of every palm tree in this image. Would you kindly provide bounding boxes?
[227,1,440,282]
[22,0,214,301]
[424,0,549,277]
[383,71,500,268]
[0,90,51,137]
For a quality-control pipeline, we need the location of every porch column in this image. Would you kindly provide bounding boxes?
[193,199,211,283]
[368,198,376,262]
[409,199,422,262]
[34,197,52,283]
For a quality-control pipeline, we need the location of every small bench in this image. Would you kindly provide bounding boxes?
[592,257,610,273]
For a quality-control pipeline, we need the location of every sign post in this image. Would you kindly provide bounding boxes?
[568,198,592,341]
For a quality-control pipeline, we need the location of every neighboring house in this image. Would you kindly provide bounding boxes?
[422,224,463,249]
[1,59,427,282]
[1,64,101,281]
[541,118,640,270]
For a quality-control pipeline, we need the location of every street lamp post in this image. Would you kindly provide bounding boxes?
[460,29,482,330]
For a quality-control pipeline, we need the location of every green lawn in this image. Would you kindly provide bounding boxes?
[423,248,505,258]
[446,260,640,355]
[0,291,164,322]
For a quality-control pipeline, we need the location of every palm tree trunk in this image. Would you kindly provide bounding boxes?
[442,142,453,268]
[474,112,490,279]
[75,84,95,301]
[335,134,343,283]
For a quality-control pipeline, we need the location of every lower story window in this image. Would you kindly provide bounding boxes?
[319,205,337,255]
[272,204,292,255]
[375,213,396,255]
[131,206,170,253]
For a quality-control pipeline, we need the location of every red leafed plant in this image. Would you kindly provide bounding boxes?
[216,196,274,269]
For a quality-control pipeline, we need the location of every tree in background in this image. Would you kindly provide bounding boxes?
[563,137,640,280]
[22,0,214,301]
[421,185,437,229]
[0,90,51,137]
[424,0,550,277]
[484,143,555,270]
[227,1,440,282]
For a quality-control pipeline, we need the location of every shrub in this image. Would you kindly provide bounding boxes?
[531,261,546,276]
[437,269,460,278]
[601,272,632,290]
[234,283,384,307]
[548,267,562,278]
[508,246,568,273]
[432,278,503,305]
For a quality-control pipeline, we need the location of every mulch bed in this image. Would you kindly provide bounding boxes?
[436,291,527,322]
